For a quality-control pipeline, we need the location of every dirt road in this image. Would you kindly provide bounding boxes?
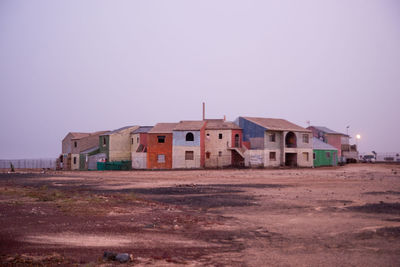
[1,164,399,266]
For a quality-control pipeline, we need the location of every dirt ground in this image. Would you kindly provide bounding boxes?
[0,164,400,266]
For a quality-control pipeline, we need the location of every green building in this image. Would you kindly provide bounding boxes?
[312,137,338,167]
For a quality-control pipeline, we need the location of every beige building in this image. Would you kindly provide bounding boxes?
[237,117,313,168]
[204,119,244,168]
[61,131,108,170]
[99,126,139,162]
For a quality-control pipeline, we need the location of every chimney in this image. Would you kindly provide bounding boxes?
[202,102,205,121]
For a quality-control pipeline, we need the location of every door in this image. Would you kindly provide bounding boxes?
[234,134,240,147]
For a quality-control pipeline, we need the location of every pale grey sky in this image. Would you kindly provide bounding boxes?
[0,0,399,158]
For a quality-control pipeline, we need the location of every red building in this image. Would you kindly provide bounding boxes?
[147,123,178,169]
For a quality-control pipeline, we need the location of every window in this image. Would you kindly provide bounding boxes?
[303,152,309,161]
[157,136,165,143]
[103,137,106,146]
[185,151,194,160]
[218,151,222,157]
[313,153,316,160]
[131,138,133,145]
[269,133,276,142]
[206,152,210,159]
[157,154,165,163]
[219,133,223,139]
[302,134,309,143]
[73,157,77,164]
[270,152,276,161]
[137,137,139,143]
[326,151,331,158]
[186,132,194,141]
[74,141,77,148]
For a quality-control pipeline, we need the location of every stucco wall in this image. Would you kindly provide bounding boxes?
[132,152,147,169]
[172,146,201,169]
[130,133,140,153]
[205,129,232,167]
[294,148,314,167]
[173,131,201,146]
[109,127,137,161]
[326,134,342,156]
[264,131,282,150]
[71,154,80,170]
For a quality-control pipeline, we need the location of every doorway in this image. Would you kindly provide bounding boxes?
[285,153,297,167]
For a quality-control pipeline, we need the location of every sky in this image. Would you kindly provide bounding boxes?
[0,0,399,158]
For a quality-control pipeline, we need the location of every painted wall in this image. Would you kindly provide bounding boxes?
[108,127,137,161]
[231,129,242,148]
[71,134,102,154]
[173,131,201,146]
[147,133,173,169]
[130,133,140,153]
[98,135,110,160]
[71,154,79,170]
[238,117,265,149]
[172,146,201,169]
[325,134,342,156]
[132,152,147,169]
[313,149,338,167]
[205,129,232,167]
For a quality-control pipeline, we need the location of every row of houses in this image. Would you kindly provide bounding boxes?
[60,116,358,170]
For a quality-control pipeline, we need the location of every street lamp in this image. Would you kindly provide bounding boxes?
[356,134,361,150]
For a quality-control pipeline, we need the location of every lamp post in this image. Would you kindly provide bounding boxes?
[356,134,361,153]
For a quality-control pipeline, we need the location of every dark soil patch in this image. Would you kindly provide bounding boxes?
[347,202,400,215]
[364,191,400,195]
[355,227,400,240]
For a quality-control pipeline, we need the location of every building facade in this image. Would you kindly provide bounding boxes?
[99,126,139,162]
[131,126,153,169]
[147,123,178,169]
[312,137,338,167]
[237,117,313,168]
[172,121,206,169]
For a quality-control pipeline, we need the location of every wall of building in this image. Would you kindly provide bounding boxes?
[71,154,80,170]
[147,133,173,169]
[244,149,264,167]
[130,133,140,153]
[264,130,282,150]
[172,146,201,169]
[238,117,265,149]
[205,129,232,168]
[71,134,102,154]
[132,152,147,169]
[325,134,342,156]
[231,129,242,148]
[99,135,110,160]
[62,133,73,154]
[109,128,135,161]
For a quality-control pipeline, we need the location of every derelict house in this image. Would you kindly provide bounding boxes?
[147,123,178,169]
[308,125,358,162]
[312,137,339,167]
[172,121,206,169]
[204,119,245,168]
[237,117,313,168]
[98,125,139,162]
[60,131,108,170]
[130,126,153,169]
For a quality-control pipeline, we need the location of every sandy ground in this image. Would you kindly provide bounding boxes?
[0,163,399,266]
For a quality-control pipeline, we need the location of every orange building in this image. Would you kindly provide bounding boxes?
[147,123,178,169]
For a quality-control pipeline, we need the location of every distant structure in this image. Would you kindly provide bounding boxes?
[312,137,338,167]
[307,126,358,162]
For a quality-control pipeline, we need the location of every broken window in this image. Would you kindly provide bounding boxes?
[73,157,77,164]
[219,133,223,139]
[206,152,210,159]
[185,151,194,160]
[103,137,106,146]
[269,133,276,142]
[270,152,276,161]
[157,154,165,163]
[186,132,194,141]
[302,134,309,143]
[74,141,77,148]
[157,136,165,143]
[313,153,316,160]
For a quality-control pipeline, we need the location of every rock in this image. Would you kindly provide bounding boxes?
[116,253,130,263]
[103,251,117,261]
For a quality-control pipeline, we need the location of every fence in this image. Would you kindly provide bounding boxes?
[0,158,57,169]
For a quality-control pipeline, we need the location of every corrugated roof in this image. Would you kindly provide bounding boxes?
[174,120,205,131]
[242,117,310,132]
[132,126,153,134]
[205,119,241,130]
[148,123,179,133]
[311,126,346,136]
[101,126,138,136]
[312,137,338,151]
